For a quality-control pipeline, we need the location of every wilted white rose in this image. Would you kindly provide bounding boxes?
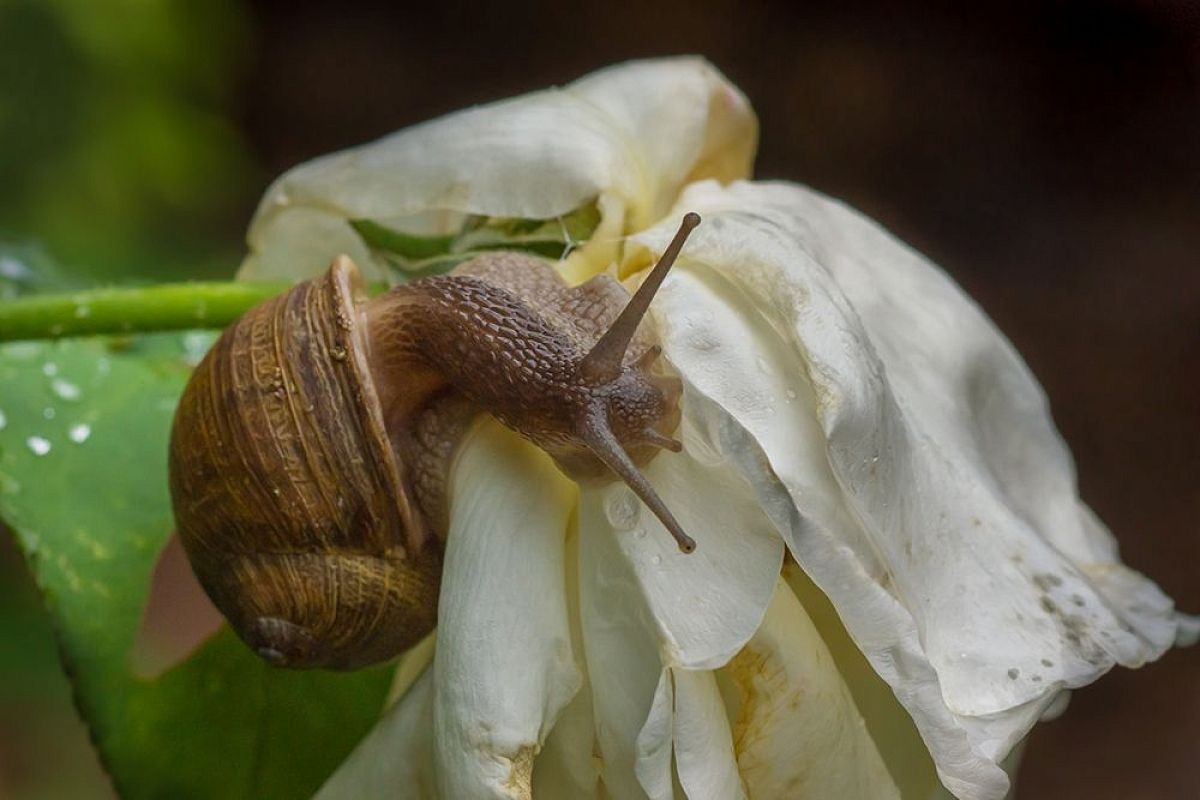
[239,57,1197,800]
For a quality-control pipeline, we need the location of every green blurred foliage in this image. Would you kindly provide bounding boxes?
[1,2,264,796]
[0,0,259,282]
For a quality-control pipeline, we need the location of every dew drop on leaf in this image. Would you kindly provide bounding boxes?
[0,409,6,430]
[42,361,58,377]
[3,342,39,360]
[51,378,82,401]
[26,435,51,456]
[69,423,92,444]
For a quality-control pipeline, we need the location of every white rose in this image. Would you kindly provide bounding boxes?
[239,57,1197,800]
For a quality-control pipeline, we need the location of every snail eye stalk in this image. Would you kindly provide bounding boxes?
[575,213,702,553]
[578,212,700,385]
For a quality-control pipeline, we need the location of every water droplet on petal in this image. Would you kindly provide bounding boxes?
[69,423,91,444]
[650,554,662,566]
[785,389,797,401]
[51,378,81,401]
[604,489,641,531]
[26,436,51,456]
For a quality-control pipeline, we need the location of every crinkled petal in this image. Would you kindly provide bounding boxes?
[726,579,899,799]
[315,668,438,800]
[240,57,756,281]
[635,179,1195,799]
[578,420,783,670]
[433,420,581,799]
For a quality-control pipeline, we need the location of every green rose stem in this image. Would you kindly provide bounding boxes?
[0,282,293,342]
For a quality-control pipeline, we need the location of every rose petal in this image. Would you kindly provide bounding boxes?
[532,529,602,799]
[577,420,784,670]
[636,669,748,800]
[648,261,1034,797]
[634,670,676,800]
[726,579,899,799]
[781,562,942,799]
[239,58,756,282]
[672,669,746,800]
[636,179,1195,799]
[433,420,581,799]
[385,630,435,707]
[578,513,665,800]
[531,676,602,799]
[315,668,438,799]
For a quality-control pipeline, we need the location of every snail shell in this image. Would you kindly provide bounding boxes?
[168,214,699,670]
[169,261,440,669]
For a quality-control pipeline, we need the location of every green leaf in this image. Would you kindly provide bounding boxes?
[0,334,392,799]
[350,200,603,280]
[348,219,457,260]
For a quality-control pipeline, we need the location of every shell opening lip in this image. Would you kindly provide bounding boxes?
[245,615,323,668]
[256,646,289,667]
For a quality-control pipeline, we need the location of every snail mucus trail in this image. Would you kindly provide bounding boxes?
[169,213,701,670]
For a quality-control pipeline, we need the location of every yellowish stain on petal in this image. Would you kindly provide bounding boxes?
[504,744,539,800]
[727,642,802,775]
[722,580,901,800]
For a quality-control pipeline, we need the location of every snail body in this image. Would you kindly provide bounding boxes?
[168,214,700,669]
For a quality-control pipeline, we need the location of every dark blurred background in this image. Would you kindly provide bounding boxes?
[1,1,1196,797]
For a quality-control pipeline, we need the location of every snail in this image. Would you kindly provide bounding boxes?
[167,213,701,670]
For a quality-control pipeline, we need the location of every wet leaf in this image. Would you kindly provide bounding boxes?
[0,333,392,799]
